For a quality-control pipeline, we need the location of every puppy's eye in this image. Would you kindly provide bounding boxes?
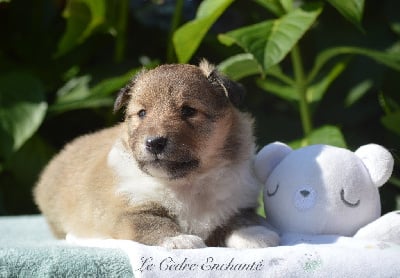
[181,105,197,118]
[138,109,146,118]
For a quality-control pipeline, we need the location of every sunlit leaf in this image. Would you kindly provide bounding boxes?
[219,20,274,68]
[280,0,294,12]
[219,3,322,71]
[264,2,322,69]
[290,125,347,148]
[56,0,106,56]
[173,0,234,63]
[326,0,364,31]
[218,54,263,80]
[0,72,47,159]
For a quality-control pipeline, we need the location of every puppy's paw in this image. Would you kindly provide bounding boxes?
[226,225,279,248]
[161,234,207,249]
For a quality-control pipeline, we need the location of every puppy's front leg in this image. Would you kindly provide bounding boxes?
[225,209,279,248]
[207,208,279,248]
[115,204,206,249]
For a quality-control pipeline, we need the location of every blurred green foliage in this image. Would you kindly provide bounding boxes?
[0,0,399,215]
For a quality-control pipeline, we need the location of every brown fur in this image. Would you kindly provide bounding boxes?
[34,61,276,248]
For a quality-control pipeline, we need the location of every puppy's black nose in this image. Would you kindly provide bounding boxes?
[145,136,168,155]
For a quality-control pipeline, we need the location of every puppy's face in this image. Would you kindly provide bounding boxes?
[115,62,245,180]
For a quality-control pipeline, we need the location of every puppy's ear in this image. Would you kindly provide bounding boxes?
[113,70,145,112]
[207,70,246,107]
[199,59,245,107]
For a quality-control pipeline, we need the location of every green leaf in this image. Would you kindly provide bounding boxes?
[219,20,274,67]
[256,78,297,101]
[391,23,400,36]
[50,67,142,113]
[4,135,55,185]
[0,72,47,160]
[307,58,349,103]
[217,54,263,80]
[55,75,92,104]
[381,111,400,136]
[344,79,373,107]
[326,0,364,31]
[219,3,322,71]
[264,2,322,69]
[280,0,294,12]
[308,46,400,83]
[253,0,286,16]
[378,92,399,114]
[173,0,234,63]
[56,0,106,56]
[290,125,347,148]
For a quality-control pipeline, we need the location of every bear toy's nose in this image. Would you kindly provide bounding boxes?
[145,136,168,155]
[300,190,310,197]
[294,185,317,211]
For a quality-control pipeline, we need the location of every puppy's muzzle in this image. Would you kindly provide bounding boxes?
[145,136,168,155]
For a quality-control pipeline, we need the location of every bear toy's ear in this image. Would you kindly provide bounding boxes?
[355,144,394,188]
[254,142,292,184]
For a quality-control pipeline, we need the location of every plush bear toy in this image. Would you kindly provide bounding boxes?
[254,142,400,244]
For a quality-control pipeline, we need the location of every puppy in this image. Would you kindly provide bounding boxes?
[33,60,279,249]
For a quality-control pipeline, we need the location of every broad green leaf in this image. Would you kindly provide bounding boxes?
[56,0,106,56]
[173,0,234,63]
[308,46,400,83]
[264,2,322,69]
[219,20,274,68]
[218,54,263,80]
[344,79,373,107]
[290,125,347,148]
[280,0,293,12]
[0,73,47,159]
[381,111,400,136]
[253,0,285,16]
[326,0,364,31]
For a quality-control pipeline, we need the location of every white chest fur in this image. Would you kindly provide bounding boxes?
[107,139,261,239]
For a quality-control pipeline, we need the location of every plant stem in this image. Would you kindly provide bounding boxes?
[114,0,129,63]
[291,45,313,138]
[166,0,184,63]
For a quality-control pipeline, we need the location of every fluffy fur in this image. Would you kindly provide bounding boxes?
[34,61,278,248]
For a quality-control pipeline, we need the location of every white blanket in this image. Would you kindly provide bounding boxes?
[67,232,400,278]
